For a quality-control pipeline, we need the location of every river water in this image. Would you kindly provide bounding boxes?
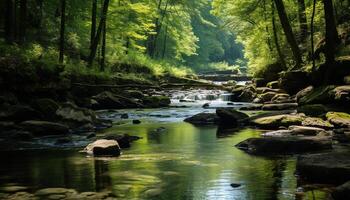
[0,90,330,199]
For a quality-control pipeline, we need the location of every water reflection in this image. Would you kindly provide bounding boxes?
[0,122,299,199]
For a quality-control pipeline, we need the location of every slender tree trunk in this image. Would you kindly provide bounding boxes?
[272,1,287,68]
[19,0,27,44]
[323,0,339,64]
[311,0,316,71]
[88,0,110,67]
[274,0,303,68]
[100,15,107,71]
[90,0,97,49]
[59,0,66,64]
[5,0,16,43]
[162,25,168,59]
[297,0,308,42]
[263,0,272,52]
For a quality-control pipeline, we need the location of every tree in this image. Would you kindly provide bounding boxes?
[88,0,110,67]
[274,0,303,68]
[4,0,16,43]
[323,0,339,64]
[59,0,66,64]
[310,0,316,71]
[19,0,27,43]
[297,0,307,42]
[272,1,286,68]
[91,0,97,49]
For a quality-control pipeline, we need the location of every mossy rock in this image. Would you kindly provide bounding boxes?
[298,85,335,105]
[252,114,305,129]
[302,117,334,129]
[266,81,279,89]
[142,96,170,108]
[297,104,328,117]
[326,112,350,127]
[31,98,60,120]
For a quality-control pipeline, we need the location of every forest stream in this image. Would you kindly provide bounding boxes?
[0,89,331,200]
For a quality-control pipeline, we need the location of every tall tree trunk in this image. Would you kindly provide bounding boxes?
[297,0,308,42]
[19,0,27,44]
[88,0,110,67]
[272,1,287,68]
[59,0,66,64]
[310,0,316,71]
[274,0,303,68]
[323,0,339,64]
[5,0,16,43]
[100,14,107,71]
[90,0,97,49]
[162,25,168,59]
[263,0,272,52]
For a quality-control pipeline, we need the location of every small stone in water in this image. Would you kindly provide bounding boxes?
[121,114,129,119]
[133,120,141,124]
[202,103,210,108]
[230,183,241,188]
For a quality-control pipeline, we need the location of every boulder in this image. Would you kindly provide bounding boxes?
[84,139,121,156]
[238,86,256,102]
[55,103,96,127]
[259,92,277,102]
[143,96,171,108]
[216,108,249,126]
[236,136,332,154]
[252,114,304,129]
[288,126,326,136]
[326,112,350,127]
[296,86,314,102]
[266,81,279,89]
[20,120,69,136]
[92,91,142,109]
[297,104,328,117]
[184,113,219,125]
[262,103,298,110]
[297,152,350,184]
[271,93,291,102]
[31,98,59,120]
[332,181,350,200]
[332,85,350,102]
[0,105,42,122]
[279,70,310,94]
[302,117,334,129]
[298,85,335,105]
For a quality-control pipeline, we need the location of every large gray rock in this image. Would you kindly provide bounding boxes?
[216,108,249,126]
[20,120,69,136]
[297,152,350,184]
[298,85,335,105]
[56,103,96,126]
[297,104,328,117]
[236,136,332,154]
[84,139,121,156]
[288,126,326,136]
[184,113,219,125]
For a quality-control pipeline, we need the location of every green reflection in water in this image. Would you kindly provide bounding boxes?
[0,122,303,199]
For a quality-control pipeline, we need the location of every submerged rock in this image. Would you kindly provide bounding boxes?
[20,120,69,136]
[184,113,219,125]
[84,139,121,156]
[297,152,350,184]
[236,136,332,154]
